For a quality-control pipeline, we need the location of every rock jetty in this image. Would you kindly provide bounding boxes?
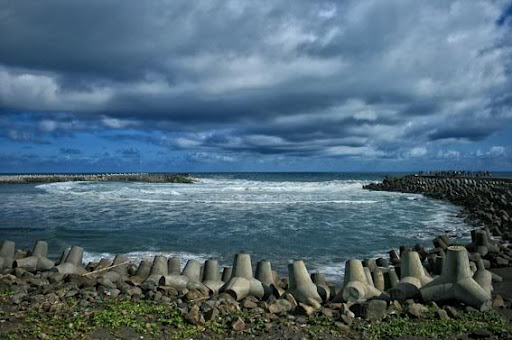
[364,175,512,241]
[0,173,194,184]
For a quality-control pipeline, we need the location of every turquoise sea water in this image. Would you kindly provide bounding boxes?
[0,172,471,280]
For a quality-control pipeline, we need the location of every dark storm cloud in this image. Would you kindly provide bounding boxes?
[0,0,511,161]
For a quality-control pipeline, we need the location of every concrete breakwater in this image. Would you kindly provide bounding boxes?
[0,230,511,326]
[0,173,194,184]
[363,175,512,242]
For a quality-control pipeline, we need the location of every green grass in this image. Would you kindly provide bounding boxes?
[2,293,511,340]
[352,308,512,340]
[308,314,341,339]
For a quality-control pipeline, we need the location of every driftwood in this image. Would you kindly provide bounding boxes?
[82,261,130,277]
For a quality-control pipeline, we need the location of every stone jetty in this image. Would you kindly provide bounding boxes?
[364,175,512,241]
[0,173,194,184]
[0,174,511,338]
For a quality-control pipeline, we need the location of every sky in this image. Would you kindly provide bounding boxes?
[0,0,511,173]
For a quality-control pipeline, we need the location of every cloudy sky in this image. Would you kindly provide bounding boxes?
[1,0,511,172]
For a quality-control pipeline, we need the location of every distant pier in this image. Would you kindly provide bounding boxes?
[0,173,194,184]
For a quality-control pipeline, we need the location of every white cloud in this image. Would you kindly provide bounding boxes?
[488,146,506,157]
[0,0,510,160]
[407,147,427,157]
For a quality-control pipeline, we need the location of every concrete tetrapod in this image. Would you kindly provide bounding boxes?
[255,260,274,286]
[158,258,194,290]
[389,249,400,265]
[144,255,168,284]
[221,267,232,282]
[256,260,280,298]
[13,241,55,272]
[182,259,209,291]
[0,241,15,269]
[111,254,130,277]
[168,258,181,275]
[130,260,151,284]
[159,274,190,290]
[288,260,322,308]
[364,267,375,287]
[334,259,381,303]
[202,259,224,294]
[52,246,86,275]
[420,246,492,311]
[223,277,251,301]
[182,259,202,282]
[311,272,331,302]
[56,249,70,266]
[98,254,130,285]
[389,250,432,302]
[222,252,265,300]
[383,267,399,290]
[96,258,113,271]
[475,230,500,254]
[472,254,493,296]
[371,268,385,292]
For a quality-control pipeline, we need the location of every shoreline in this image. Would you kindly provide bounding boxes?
[0,174,511,339]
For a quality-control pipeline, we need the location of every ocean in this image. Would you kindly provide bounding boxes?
[0,172,471,281]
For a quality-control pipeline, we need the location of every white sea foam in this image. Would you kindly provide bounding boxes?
[27,174,472,283]
[35,178,379,206]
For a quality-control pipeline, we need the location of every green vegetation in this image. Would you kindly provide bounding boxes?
[1,294,511,339]
[307,314,341,339]
[353,308,512,340]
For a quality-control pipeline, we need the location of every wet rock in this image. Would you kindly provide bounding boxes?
[465,305,479,313]
[444,305,460,319]
[437,309,449,320]
[185,305,205,326]
[495,257,509,267]
[349,302,365,318]
[492,295,505,308]
[28,277,49,287]
[65,290,78,298]
[321,307,333,317]
[29,294,45,304]
[97,277,117,289]
[232,317,245,331]
[334,321,350,331]
[186,289,206,301]
[10,292,27,304]
[66,274,96,288]
[153,291,163,301]
[268,299,292,314]
[296,303,315,316]
[407,303,428,318]
[204,307,219,322]
[127,286,142,297]
[341,313,354,325]
[241,299,258,309]
[281,292,298,311]
[45,293,59,304]
[390,300,403,312]
[106,288,121,297]
[140,280,158,292]
[365,300,387,321]
[14,268,27,278]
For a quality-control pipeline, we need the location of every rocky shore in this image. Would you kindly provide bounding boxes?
[0,173,194,184]
[0,174,512,339]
